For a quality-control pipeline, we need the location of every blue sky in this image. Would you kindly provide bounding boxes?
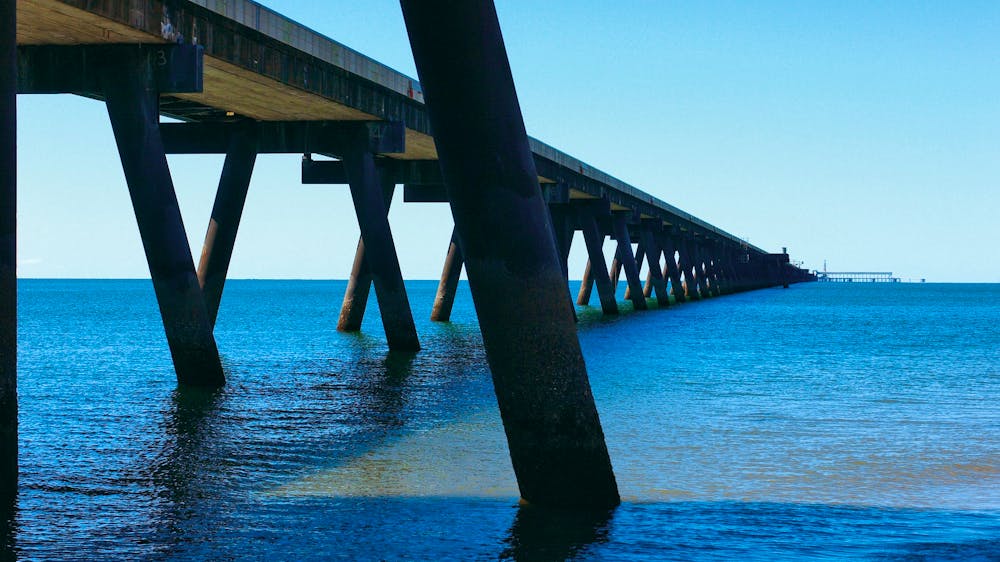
[16,1,1000,281]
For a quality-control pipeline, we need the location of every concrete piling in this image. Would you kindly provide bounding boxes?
[103,49,225,387]
[577,207,618,315]
[0,0,17,497]
[612,214,646,311]
[400,0,620,508]
[197,122,258,328]
[430,229,464,322]
[342,128,420,352]
[337,181,396,332]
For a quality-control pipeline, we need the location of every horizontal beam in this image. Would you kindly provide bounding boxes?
[17,44,203,95]
[302,157,443,186]
[161,121,405,155]
[403,184,448,203]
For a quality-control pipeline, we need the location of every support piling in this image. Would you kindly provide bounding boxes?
[0,0,17,497]
[104,49,225,387]
[430,229,464,322]
[337,181,395,332]
[400,0,619,508]
[623,238,644,301]
[658,233,686,304]
[342,130,420,352]
[639,227,670,306]
[197,122,258,328]
[612,214,646,311]
[576,259,595,306]
[577,207,618,315]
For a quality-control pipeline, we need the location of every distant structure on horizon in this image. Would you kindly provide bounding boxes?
[816,261,901,283]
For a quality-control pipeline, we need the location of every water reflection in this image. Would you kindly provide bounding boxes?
[355,350,416,421]
[500,505,613,561]
[147,386,224,547]
[0,491,16,562]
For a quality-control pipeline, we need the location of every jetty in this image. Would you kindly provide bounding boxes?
[2,0,815,508]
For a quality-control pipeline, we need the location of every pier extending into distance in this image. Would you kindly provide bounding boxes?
[3,0,814,508]
[817,272,901,283]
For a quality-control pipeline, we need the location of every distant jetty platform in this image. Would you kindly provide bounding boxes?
[816,271,901,283]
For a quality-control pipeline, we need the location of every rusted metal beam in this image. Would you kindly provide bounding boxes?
[430,229,464,322]
[576,259,595,306]
[400,0,619,508]
[103,48,224,387]
[197,122,258,329]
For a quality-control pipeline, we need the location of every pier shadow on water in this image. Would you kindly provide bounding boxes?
[499,505,614,561]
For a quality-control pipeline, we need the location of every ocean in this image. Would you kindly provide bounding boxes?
[7,280,1000,560]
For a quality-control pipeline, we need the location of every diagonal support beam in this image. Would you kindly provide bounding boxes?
[679,238,702,300]
[639,226,670,307]
[576,259,595,306]
[624,237,645,301]
[342,125,420,352]
[577,206,618,315]
[197,122,258,329]
[661,233,687,304]
[401,0,619,508]
[337,182,395,332]
[430,229,464,322]
[548,204,578,322]
[612,215,647,311]
[692,240,711,297]
[103,49,224,387]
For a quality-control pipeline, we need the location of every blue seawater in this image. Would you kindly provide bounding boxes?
[7,280,1000,560]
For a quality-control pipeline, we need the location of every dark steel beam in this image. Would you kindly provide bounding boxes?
[0,0,16,499]
[400,0,619,508]
[341,125,420,351]
[103,49,224,387]
[197,122,258,328]
[430,229,464,322]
